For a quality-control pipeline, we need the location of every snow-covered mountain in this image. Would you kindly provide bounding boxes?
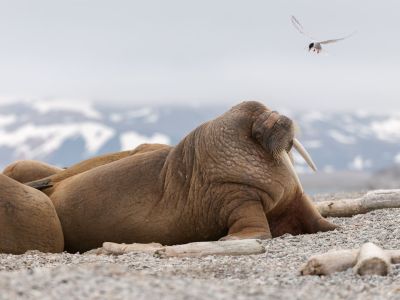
[0,99,399,174]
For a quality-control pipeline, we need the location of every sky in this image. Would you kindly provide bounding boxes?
[0,0,399,111]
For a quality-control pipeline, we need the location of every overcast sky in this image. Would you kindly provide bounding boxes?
[0,0,399,111]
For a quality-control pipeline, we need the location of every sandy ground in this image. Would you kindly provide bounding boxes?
[1,193,400,300]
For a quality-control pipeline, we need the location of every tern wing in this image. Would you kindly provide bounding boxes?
[290,15,317,40]
[319,31,356,44]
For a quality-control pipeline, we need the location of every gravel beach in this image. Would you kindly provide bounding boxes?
[1,192,400,300]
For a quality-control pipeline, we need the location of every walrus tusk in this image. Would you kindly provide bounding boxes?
[293,138,317,172]
[280,151,304,194]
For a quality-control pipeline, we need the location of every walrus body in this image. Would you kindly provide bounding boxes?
[27,143,168,195]
[0,174,64,254]
[32,101,336,253]
[2,160,63,183]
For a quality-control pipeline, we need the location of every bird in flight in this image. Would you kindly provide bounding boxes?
[290,15,355,54]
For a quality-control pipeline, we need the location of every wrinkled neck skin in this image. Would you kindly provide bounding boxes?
[161,102,300,238]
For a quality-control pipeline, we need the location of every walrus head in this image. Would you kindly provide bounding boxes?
[197,101,316,199]
[251,108,316,194]
[251,110,294,159]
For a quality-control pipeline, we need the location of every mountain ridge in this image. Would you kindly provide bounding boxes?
[0,99,399,174]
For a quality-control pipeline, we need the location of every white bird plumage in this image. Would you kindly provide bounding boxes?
[290,15,355,53]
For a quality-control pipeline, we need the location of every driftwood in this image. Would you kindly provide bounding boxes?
[354,242,391,276]
[154,240,265,258]
[300,249,358,276]
[301,242,400,276]
[315,189,400,217]
[83,242,163,255]
[103,242,163,255]
[85,239,265,258]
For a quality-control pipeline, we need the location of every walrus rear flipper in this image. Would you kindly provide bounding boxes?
[25,178,53,190]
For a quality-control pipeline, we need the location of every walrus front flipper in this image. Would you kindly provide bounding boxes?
[25,178,53,190]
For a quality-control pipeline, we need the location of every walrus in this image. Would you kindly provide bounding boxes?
[0,174,64,254]
[26,101,336,253]
[3,160,63,183]
[27,143,169,195]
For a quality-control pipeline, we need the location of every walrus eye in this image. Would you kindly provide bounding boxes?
[292,138,317,172]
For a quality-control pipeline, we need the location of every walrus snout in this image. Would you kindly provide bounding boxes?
[252,111,295,157]
[252,110,317,171]
[251,110,318,194]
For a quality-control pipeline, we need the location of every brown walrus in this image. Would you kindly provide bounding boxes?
[0,174,64,254]
[27,143,169,195]
[2,160,63,183]
[26,101,336,253]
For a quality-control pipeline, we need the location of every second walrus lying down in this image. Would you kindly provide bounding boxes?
[25,143,168,195]
[3,160,63,183]
[26,101,337,253]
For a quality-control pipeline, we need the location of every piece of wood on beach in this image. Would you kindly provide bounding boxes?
[387,250,400,264]
[102,242,163,255]
[315,189,400,217]
[300,249,358,276]
[155,239,266,258]
[353,242,391,276]
[84,239,265,257]
[83,242,163,255]
[301,243,400,276]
